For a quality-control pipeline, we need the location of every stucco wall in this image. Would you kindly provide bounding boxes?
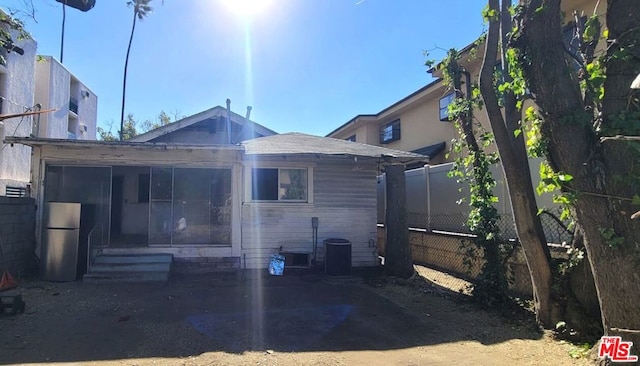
[75,78,98,140]
[0,30,37,194]
[34,56,97,140]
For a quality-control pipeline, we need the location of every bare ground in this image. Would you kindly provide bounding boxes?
[0,266,592,366]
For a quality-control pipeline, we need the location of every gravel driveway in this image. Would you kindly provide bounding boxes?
[0,269,589,365]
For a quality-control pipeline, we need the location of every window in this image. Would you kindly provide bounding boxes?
[346,134,356,142]
[379,119,400,144]
[439,93,455,121]
[251,168,308,201]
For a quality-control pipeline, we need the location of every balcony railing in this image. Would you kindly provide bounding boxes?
[69,97,79,115]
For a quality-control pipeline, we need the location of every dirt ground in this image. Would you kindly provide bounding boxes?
[0,266,591,366]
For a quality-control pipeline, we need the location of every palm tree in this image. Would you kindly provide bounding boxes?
[120,0,152,141]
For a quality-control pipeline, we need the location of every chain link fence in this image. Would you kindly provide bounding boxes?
[379,212,575,296]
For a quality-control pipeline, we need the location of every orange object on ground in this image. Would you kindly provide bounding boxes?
[0,270,17,291]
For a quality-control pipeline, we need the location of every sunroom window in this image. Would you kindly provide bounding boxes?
[252,168,308,202]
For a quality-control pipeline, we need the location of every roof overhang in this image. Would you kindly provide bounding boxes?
[4,136,244,151]
[242,133,429,165]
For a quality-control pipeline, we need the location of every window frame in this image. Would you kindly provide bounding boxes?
[246,165,314,204]
[379,119,401,144]
[439,93,455,121]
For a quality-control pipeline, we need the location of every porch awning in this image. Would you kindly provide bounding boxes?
[411,141,446,158]
[4,136,244,151]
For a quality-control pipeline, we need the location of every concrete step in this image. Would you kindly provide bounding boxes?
[85,253,173,283]
[83,271,170,283]
[89,262,171,273]
[94,253,173,265]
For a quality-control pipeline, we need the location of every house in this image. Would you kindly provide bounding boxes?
[34,56,98,140]
[0,10,98,197]
[327,0,602,166]
[326,78,453,165]
[7,117,426,279]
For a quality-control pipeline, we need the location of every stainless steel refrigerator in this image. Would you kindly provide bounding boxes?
[42,202,81,281]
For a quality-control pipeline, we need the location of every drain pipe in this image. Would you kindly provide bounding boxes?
[311,217,319,265]
[226,99,232,144]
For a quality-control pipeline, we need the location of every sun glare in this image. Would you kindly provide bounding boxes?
[219,0,273,22]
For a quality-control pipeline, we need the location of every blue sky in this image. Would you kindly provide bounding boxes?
[2,0,487,136]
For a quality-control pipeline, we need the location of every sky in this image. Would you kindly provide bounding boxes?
[2,0,487,137]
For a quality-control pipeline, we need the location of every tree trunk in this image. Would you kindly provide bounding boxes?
[515,0,640,354]
[121,12,138,141]
[384,164,414,278]
[479,0,559,329]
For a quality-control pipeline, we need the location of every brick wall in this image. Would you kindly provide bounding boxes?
[0,197,36,277]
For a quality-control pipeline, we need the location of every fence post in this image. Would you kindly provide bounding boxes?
[424,164,431,231]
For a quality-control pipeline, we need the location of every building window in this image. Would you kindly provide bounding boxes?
[346,134,356,142]
[439,93,455,121]
[379,119,400,144]
[251,168,308,202]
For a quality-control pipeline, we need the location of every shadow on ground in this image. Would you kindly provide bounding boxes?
[0,268,542,364]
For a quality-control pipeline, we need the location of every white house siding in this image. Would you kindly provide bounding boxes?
[0,31,37,194]
[241,159,379,269]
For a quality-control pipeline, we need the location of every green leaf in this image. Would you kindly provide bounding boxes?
[514,129,522,138]
[632,194,640,206]
[557,174,573,182]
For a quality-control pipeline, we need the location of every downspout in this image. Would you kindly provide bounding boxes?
[461,70,472,120]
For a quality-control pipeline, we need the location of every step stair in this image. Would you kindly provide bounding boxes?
[83,253,173,283]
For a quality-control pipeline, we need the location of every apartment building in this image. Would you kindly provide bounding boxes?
[0,10,38,196]
[0,10,97,196]
[327,0,603,165]
[34,56,97,140]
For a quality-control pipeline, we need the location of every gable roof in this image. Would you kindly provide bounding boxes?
[242,133,429,163]
[130,106,277,142]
